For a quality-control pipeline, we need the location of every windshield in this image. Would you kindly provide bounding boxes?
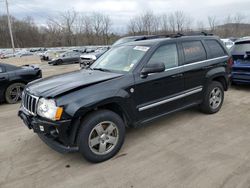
[91,45,149,72]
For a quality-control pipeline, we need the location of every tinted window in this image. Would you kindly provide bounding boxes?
[0,66,3,73]
[72,52,80,56]
[148,44,178,69]
[231,41,250,55]
[182,41,206,64]
[205,40,226,58]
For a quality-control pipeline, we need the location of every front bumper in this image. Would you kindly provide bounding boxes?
[18,106,78,153]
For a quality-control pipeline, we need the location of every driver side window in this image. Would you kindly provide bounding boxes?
[148,44,179,70]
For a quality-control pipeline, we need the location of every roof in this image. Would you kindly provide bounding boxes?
[119,35,219,47]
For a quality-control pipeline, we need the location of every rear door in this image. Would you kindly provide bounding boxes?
[63,52,73,63]
[180,40,208,105]
[133,43,185,122]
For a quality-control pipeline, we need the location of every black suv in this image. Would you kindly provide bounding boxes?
[18,34,231,163]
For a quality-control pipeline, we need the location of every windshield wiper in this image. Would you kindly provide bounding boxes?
[92,67,111,72]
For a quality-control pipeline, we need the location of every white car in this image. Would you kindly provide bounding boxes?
[221,39,234,49]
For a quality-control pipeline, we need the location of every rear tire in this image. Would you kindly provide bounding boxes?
[57,59,63,65]
[5,83,25,104]
[77,110,125,163]
[200,81,224,114]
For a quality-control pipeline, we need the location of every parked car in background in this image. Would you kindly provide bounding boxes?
[48,50,83,65]
[40,49,66,61]
[80,47,110,68]
[15,50,34,58]
[0,63,42,104]
[30,48,47,53]
[39,51,50,61]
[0,51,15,59]
[231,37,250,84]
[18,33,231,163]
[221,38,234,49]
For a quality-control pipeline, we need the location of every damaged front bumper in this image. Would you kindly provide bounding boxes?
[18,106,78,153]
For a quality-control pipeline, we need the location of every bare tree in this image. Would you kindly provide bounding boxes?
[102,15,112,44]
[168,13,176,33]
[127,18,137,35]
[208,16,218,32]
[196,20,205,31]
[160,14,169,33]
[175,11,185,32]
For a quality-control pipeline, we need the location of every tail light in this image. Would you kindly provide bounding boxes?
[227,57,234,69]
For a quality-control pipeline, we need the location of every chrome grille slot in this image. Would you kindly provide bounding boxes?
[22,92,39,116]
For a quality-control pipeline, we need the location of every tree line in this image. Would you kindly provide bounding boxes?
[127,11,250,37]
[0,10,249,48]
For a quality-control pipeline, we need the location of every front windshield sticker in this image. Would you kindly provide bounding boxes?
[133,46,150,52]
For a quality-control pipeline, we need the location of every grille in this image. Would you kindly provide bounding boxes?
[22,92,39,116]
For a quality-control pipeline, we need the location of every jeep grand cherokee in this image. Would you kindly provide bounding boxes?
[18,34,231,163]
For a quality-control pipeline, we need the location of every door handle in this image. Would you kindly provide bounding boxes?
[171,73,183,78]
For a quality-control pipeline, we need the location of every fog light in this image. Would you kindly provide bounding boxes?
[39,125,44,132]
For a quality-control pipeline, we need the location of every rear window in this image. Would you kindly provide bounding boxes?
[205,40,226,58]
[231,41,250,55]
[182,41,206,64]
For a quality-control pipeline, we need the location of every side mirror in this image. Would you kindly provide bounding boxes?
[141,63,165,78]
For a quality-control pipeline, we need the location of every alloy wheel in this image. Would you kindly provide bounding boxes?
[209,87,222,109]
[88,121,119,155]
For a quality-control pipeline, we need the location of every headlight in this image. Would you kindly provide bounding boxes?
[37,98,63,121]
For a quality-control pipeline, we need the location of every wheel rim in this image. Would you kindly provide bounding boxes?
[88,121,119,155]
[7,85,24,103]
[209,87,222,109]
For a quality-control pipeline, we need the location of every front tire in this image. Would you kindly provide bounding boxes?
[200,81,224,114]
[77,110,125,163]
[5,83,25,104]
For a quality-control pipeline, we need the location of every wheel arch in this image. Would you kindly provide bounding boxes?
[212,76,228,91]
[69,101,133,145]
[205,67,229,91]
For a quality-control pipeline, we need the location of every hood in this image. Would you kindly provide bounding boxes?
[26,69,123,98]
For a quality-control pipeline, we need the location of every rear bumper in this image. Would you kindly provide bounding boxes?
[18,107,79,153]
[231,71,250,84]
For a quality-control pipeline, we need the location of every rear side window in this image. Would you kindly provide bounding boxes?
[205,40,226,58]
[0,66,3,73]
[148,44,179,69]
[182,41,206,64]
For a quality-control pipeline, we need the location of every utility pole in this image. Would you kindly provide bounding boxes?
[5,0,15,54]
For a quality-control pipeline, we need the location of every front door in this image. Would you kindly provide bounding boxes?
[133,43,185,122]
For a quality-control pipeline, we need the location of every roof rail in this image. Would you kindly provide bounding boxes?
[158,32,213,38]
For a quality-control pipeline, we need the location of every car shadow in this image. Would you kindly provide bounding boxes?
[231,84,250,91]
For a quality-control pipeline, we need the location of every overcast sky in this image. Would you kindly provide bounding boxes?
[1,0,250,33]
